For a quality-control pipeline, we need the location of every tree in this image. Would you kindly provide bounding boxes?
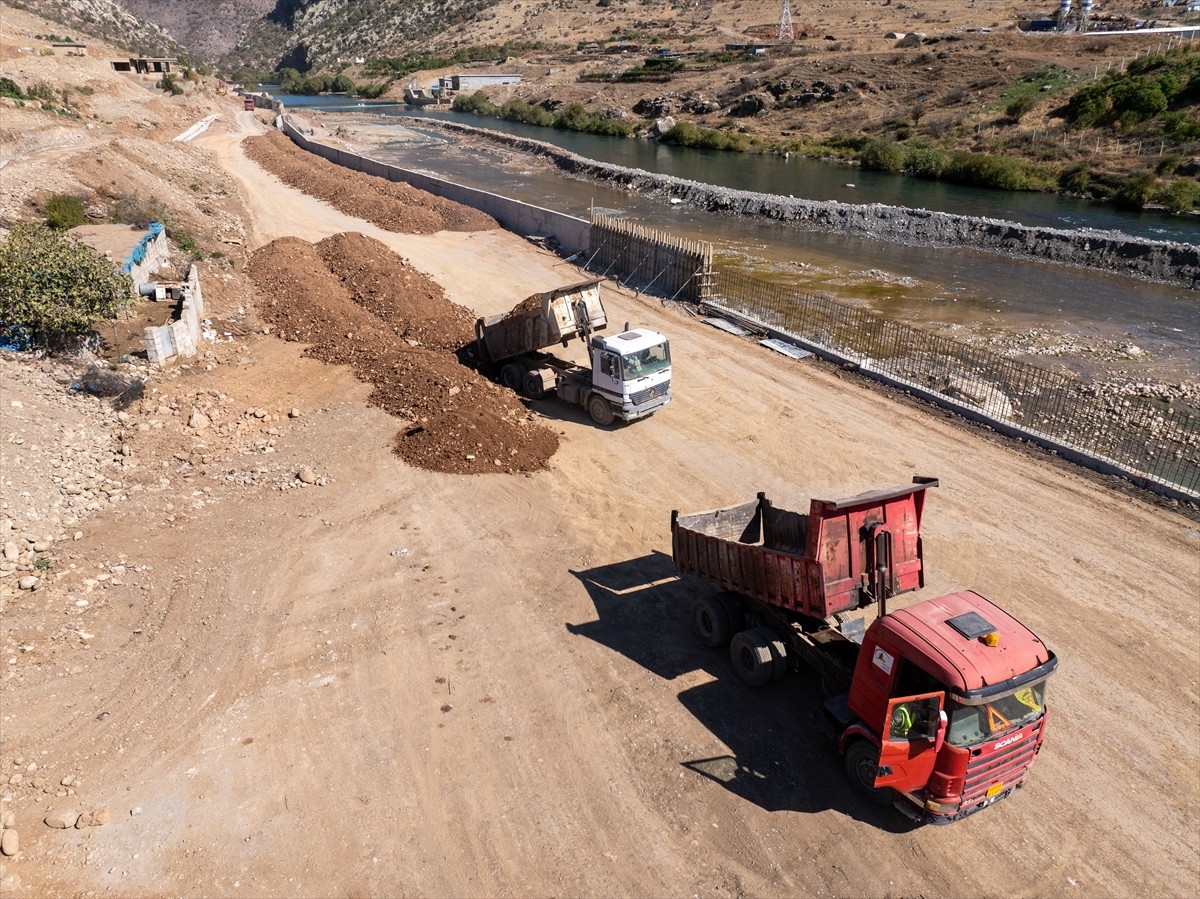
[0,224,133,350]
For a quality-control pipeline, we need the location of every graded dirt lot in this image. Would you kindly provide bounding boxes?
[1,8,1198,895]
[1,107,1198,898]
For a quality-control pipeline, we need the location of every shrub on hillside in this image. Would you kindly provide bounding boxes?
[1112,170,1157,209]
[1157,178,1200,214]
[860,139,906,173]
[903,145,950,179]
[0,224,133,350]
[45,194,86,230]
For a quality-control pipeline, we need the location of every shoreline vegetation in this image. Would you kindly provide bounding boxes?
[448,88,1198,218]
[247,39,1200,219]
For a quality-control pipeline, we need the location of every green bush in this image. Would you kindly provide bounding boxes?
[1059,162,1095,195]
[660,121,750,151]
[944,151,1045,191]
[1067,46,1200,133]
[1112,170,1157,209]
[1005,94,1038,122]
[860,139,906,173]
[0,77,22,98]
[26,80,56,103]
[1156,178,1200,214]
[903,145,949,179]
[357,81,390,99]
[452,91,497,115]
[109,194,173,230]
[45,194,86,230]
[159,73,183,96]
[0,224,133,350]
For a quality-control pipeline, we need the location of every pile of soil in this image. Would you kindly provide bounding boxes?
[247,233,559,474]
[243,130,497,235]
[316,232,475,351]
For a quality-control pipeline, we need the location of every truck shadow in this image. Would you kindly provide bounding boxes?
[566,553,917,831]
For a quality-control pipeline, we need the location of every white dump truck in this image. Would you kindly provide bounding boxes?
[474,277,672,425]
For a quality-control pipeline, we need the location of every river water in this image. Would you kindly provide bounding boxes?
[276,95,1199,380]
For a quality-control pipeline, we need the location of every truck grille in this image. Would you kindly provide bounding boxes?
[631,380,670,405]
[961,719,1043,806]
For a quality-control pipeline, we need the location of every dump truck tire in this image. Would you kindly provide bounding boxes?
[523,370,547,400]
[587,394,615,426]
[729,628,775,687]
[765,632,789,681]
[693,595,733,647]
[716,592,745,635]
[500,363,525,390]
[844,740,896,806]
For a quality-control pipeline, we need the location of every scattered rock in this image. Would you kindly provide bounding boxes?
[0,828,17,857]
[44,809,79,829]
[188,410,210,430]
[17,576,37,591]
[297,467,317,485]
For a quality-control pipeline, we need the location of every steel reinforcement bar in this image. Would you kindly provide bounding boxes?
[587,214,714,303]
[714,270,1199,502]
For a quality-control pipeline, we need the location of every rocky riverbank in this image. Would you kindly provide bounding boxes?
[415,119,1199,289]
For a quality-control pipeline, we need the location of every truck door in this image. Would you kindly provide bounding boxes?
[874,691,944,792]
[593,348,622,398]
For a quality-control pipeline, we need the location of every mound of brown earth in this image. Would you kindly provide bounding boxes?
[243,130,497,234]
[247,233,558,474]
[316,232,476,351]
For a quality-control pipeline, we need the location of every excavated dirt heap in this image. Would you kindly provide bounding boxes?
[248,233,559,474]
[244,130,497,235]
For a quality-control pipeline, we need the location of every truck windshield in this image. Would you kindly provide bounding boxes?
[945,680,1047,747]
[620,342,671,379]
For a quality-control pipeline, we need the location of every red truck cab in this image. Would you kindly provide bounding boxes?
[839,590,1057,822]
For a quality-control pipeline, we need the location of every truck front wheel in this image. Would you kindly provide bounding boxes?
[587,394,615,426]
[729,628,776,687]
[844,740,896,806]
[693,596,733,647]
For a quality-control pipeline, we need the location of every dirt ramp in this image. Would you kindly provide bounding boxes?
[248,234,558,474]
[244,130,497,235]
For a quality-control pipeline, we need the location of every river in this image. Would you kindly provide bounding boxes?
[274,94,1199,380]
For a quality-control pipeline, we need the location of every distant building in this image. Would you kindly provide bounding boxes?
[111,57,176,75]
[443,73,521,91]
[52,42,87,55]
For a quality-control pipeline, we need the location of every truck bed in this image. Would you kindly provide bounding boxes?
[672,479,936,621]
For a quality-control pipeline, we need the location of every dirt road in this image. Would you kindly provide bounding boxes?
[3,114,1197,899]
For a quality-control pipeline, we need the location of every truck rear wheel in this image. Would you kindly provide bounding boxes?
[844,740,896,806]
[500,363,526,390]
[587,394,615,426]
[693,596,733,647]
[729,628,777,687]
[522,370,547,400]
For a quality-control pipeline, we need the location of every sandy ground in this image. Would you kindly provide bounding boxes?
[1,108,1198,899]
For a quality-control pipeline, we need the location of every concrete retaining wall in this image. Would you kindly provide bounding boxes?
[280,118,591,252]
[125,223,169,288]
[143,264,204,365]
[414,119,1199,287]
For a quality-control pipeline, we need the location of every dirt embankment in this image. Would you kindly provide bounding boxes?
[243,130,497,235]
[248,232,559,474]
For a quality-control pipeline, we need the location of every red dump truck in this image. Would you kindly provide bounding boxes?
[671,478,1057,823]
